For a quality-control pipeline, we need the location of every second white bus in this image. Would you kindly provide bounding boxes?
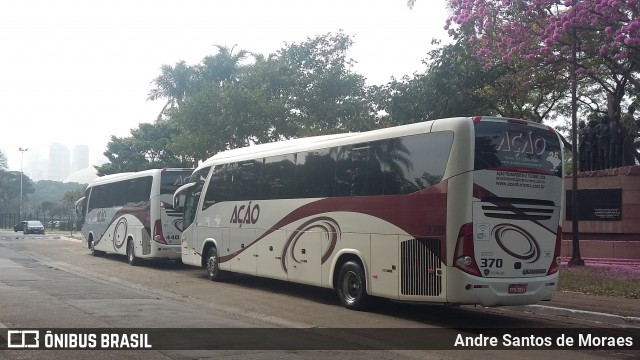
[174,117,564,309]
[76,168,192,265]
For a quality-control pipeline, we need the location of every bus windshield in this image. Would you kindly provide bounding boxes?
[474,120,562,176]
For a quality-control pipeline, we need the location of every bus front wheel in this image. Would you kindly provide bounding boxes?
[89,238,102,257]
[127,240,138,266]
[336,261,369,310]
[206,247,223,282]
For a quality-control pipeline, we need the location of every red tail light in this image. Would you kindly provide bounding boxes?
[547,226,562,275]
[153,219,166,244]
[454,223,481,276]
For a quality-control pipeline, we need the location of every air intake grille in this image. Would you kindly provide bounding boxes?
[400,238,442,296]
[481,197,554,221]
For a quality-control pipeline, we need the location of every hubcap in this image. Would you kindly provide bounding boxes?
[342,271,360,303]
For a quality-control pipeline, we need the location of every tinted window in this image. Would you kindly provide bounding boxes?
[161,170,192,195]
[474,121,562,176]
[204,164,234,208]
[295,148,336,198]
[334,143,385,196]
[261,154,296,199]
[184,166,210,227]
[383,132,453,195]
[233,161,260,201]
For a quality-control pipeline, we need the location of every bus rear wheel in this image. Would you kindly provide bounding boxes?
[206,247,223,282]
[127,240,138,266]
[336,260,369,310]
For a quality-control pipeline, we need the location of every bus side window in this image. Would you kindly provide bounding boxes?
[262,154,296,199]
[383,132,454,195]
[295,149,335,198]
[203,164,231,209]
[234,161,260,201]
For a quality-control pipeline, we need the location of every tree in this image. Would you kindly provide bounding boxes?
[61,188,86,210]
[95,121,191,176]
[167,32,378,162]
[148,60,197,121]
[444,0,638,117]
[269,32,376,135]
[0,150,7,170]
[197,45,250,85]
[0,171,35,214]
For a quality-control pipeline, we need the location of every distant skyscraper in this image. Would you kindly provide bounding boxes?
[71,145,89,172]
[24,149,45,181]
[48,143,70,181]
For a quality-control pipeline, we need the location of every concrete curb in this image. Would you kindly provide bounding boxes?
[513,304,640,326]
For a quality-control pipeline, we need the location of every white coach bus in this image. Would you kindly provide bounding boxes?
[76,168,192,265]
[174,117,564,309]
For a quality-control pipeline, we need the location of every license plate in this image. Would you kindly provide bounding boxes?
[508,284,528,294]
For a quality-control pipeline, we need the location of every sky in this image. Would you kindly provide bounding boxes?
[0,0,450,172]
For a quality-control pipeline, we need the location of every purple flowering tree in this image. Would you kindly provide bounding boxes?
[443,0,639,115]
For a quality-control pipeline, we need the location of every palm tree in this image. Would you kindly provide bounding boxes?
[198,45,250,85]
[148,60,195,121]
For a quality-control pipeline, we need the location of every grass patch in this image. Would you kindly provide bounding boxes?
[558,264,640,299]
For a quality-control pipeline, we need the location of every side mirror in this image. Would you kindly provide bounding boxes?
[74,197,86,215]
[173,193,186,213]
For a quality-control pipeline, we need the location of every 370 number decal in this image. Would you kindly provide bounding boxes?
[480,258,503,268]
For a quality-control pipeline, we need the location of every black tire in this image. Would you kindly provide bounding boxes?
[89,238,103,256]
[336,260,369,310]
[127,240,138,266]
[206,247,223,282]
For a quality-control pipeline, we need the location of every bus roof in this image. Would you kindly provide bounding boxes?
[191,116,558,174]
[87,168,193,187]
[193,117,454,172]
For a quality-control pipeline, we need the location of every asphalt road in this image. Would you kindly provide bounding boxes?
[0,231,637,359]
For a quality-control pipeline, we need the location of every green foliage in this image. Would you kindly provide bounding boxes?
[26,181,84,210]
[95,121,192,176]
[109,22,635,170]
[375,39,568,127]
[0,171,34,213]
[0,150,7,170]
[167,32,378,162]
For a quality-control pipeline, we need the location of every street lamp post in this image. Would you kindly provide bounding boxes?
[18,147,28,221]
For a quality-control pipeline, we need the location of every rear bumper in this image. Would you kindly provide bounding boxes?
[447,269,559,306]
[25,229,45,234]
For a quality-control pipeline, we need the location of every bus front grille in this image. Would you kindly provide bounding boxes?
[400,238,442,296]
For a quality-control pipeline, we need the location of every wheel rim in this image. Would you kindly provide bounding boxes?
[128,242,134,262]
[207,254,218,277]
[342,270,361,304]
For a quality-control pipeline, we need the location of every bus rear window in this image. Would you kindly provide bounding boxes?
[161,171,192,195]
[474,121,562,177]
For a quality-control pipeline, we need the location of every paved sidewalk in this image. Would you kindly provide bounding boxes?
[525,291,640,326]
[517,257,640,326]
